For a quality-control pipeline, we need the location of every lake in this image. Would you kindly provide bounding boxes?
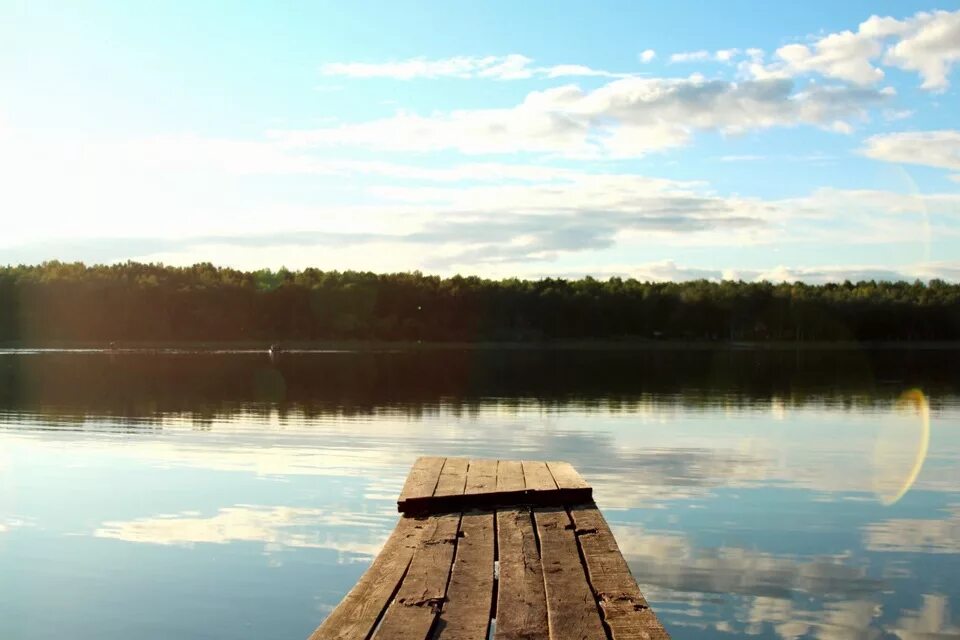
[1,347,958,639]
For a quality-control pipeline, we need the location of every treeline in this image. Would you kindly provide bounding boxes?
[1,261,959,343]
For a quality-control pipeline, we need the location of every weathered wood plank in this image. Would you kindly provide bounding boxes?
[465,459,499,495]
[435,458,470,497]
[319,459,669,640]
[534,507,607,640]
[433,511,495,639]
[547,462,590,491]
[399,456,446,503]
[495,508,549,640]
[570,507,670,640]
[521,461,557,491]
[401,459,589,515]
[496,460,525,492]
[374,513,462,639]
[309,516,429,640]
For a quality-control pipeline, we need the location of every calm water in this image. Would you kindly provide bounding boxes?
[1,348,958,639]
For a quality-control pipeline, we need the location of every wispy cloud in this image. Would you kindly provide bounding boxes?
[670,50,711,63]
[321,54,631,81]
[272,77,890,158]
[860,130,960,171]
[669,49,741,64]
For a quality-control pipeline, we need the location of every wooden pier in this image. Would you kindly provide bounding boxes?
[309,457,670,640]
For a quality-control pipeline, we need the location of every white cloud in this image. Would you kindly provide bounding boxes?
[542,64,626,79]
[721,263,960,284]
[754,9,960,90]
[715,48,739,62]
[321,12,960,90]
[476,54,537,80]
[321,55,522,80]
[5,123,960,276]
[272,77,889,158]
[670,50,711,63]
[320,54,628,81]
[775,31,886,85]
[883,10,960,91]
[671,49,740,64]
[861,130,960,171]
[550,260,960,285]
[623,260,725,282]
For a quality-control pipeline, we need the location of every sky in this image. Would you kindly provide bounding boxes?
[2,0,960,282]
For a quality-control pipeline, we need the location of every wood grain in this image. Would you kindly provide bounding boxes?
[534,507,607,640]
[547,462,590,491]
[570,507,670,640]
[322,458,670,640]
[399,456,447,502]
[465,459,499,495]
[308,516,428,640]
[374,513,462,639]
[435,458,470,497]
[433,511,496,639]
[496,461,525,492]
[522,461,558,491]
[495,508,549,640]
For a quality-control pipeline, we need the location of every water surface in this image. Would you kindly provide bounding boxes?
[1,348,958,639]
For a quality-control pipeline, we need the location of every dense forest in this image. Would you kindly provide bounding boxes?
[1,261,959,343]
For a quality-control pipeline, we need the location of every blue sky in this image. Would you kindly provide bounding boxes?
[2,1,959,281]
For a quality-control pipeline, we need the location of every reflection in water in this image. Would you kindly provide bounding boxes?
[892,594,960,639]
[613,525,882,600]
[94,506,394,559]
[0,349,958,640]
[864,507,960,554]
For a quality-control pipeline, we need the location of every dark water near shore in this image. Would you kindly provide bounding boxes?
[1,348,958,639]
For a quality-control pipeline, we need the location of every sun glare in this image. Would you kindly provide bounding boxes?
[873,388,931,506]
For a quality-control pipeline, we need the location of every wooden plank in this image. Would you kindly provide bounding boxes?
[401,458,590,516]
[374,513,462,639]
[399,456,446,504]
[496,460,525,492]
[495,508,549,640]
[309,516,429,640]
[522,461,558,491]
[433,511,495,639]
[534,507,607,640]
[435,458,469,497]
[400,488,591,516]
[465,459,499,495]
[570,507,670,640]
[547,461,590,491]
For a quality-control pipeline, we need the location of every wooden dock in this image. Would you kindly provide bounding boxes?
[309,457,670,640]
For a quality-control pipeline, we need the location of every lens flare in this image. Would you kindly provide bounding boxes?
[873,388,930,506]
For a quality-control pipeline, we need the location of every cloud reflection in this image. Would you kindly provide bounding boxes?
[891,594,960,639]
[863,506,960,554]
[94,505,395,559]
[613,524,882,600]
